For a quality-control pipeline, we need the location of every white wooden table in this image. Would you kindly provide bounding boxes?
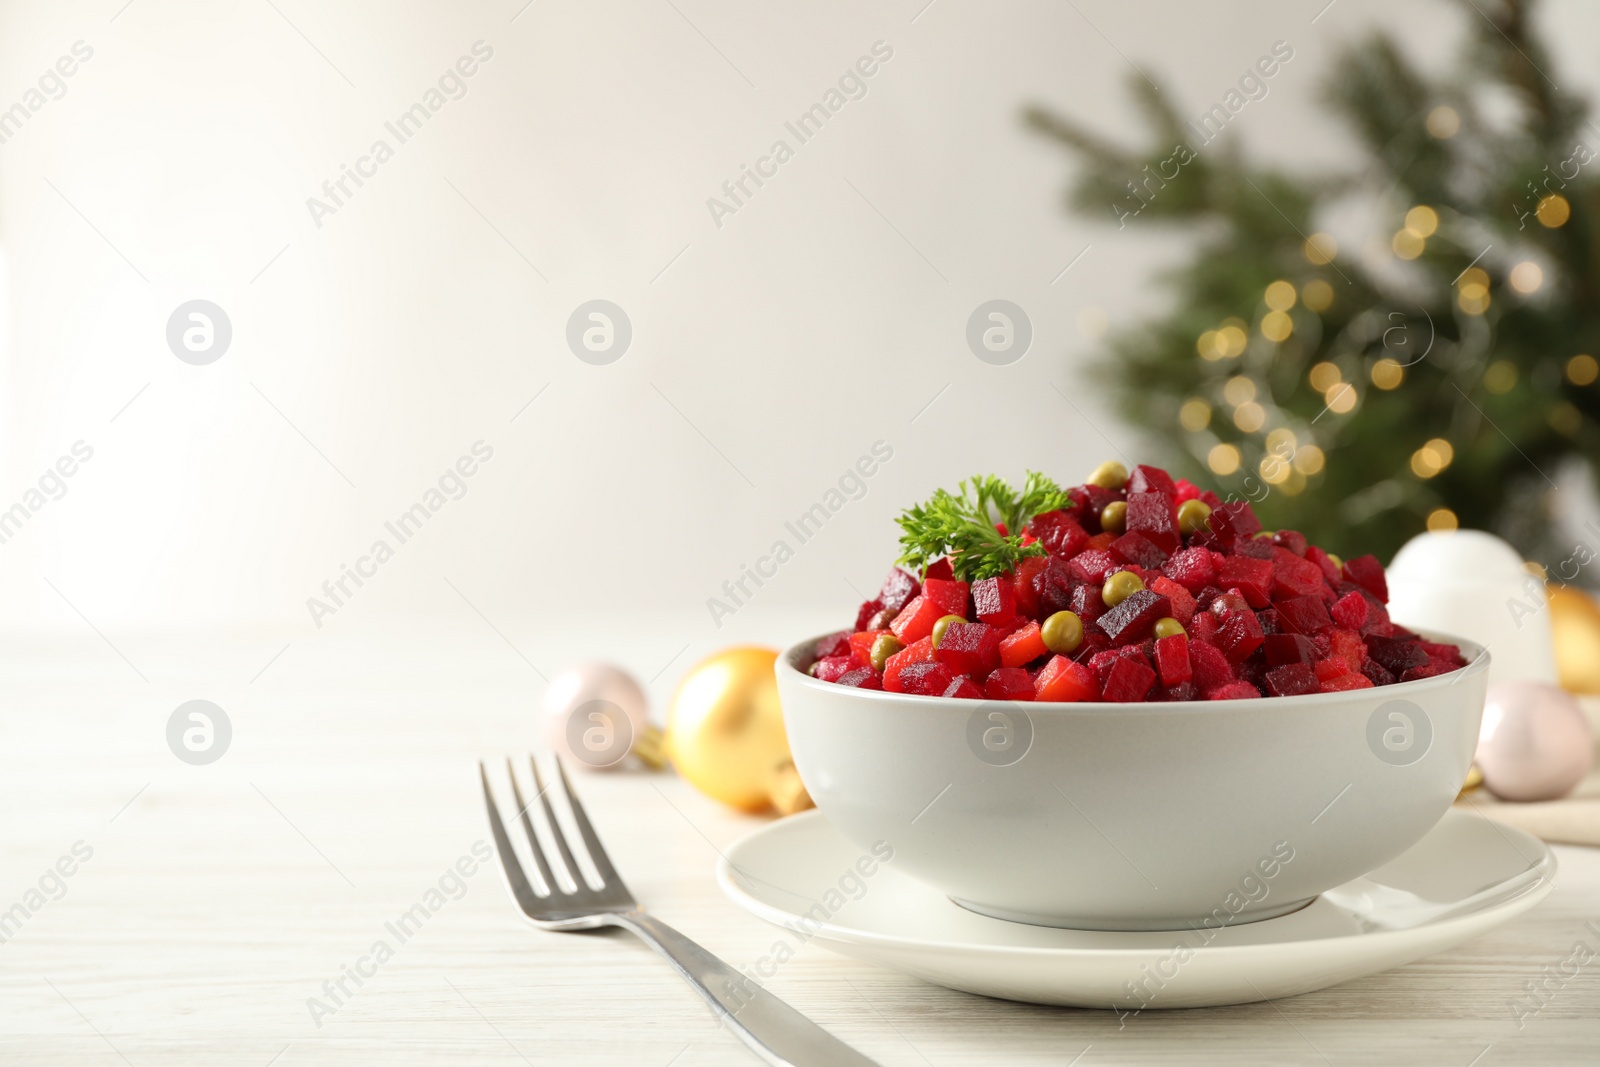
[2,620,1597,1066]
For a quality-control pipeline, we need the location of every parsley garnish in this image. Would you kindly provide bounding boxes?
[895,472,1070,581]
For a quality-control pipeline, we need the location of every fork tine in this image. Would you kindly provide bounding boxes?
[478,762,541,915]
[552,756,629,896]
[504,758,560,895]
[528,755,587,892]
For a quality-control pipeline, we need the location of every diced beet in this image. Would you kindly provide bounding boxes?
[1360,658,1396,687]
[1207,500,1262,545]
[923,578,970,619]
[1190,643,1235,694]
[1217,556,1274,608]
[1127,464,1177,496]
[924,558,955,582]
[1360,598,1393,637]
[1154,634,1192,687]
[1271,530,1308,555]
[1126,491,1180,552]
[1364,635,1428,674]
[1162,547,1217,593]
[941,675,983,699]
[1030,510,1090,558]
[814,631,851,659]
[1149,576,1197,626]
[1156,680,1198,701]
[1102,655,1157,702]
[1036,556,1080,617]
[1264,662,1319,697]
[878,568,921,613]
[814,655,853,682]
[837,667,883,690]
[1000,621,1049,668]
[854,598,884,632]
[1263,633,1317,666]
[1342,555,1389,602]
[1276,595,1335,635]
[1190,610,1220,645]
[1088,645,1147,685]
[1068,485,1121,532]
[1097,588,1172,645]
[1305,545,1342,584]
[1009,558,1045,620]
[1399,663,1444,683]
[1072,629,1111,663]
[935,622,1002,678]
[1419,639,1467,667]
[1207,681,1261,700]
[1233,537,1276,561]
[1063,580,1103,623]
[1271,552,1326,601]
[1034,655,1099,701]
[1320,672,1374,693]
[1086,531,1117,551]
[1068,549,1120,584]
[972,576,1017,625]
[991,614,1029,639]
[1216,608,1264,663]
[882,637,934,692]
[984,666,1035,701]
[1235,651,1269,691]
[898,661,954,696]
[1256,608,1281,635]
[1111,531,1169,568]
[890,595,945,645]
[1174,479,1201,503]
[1330,591,1370,631]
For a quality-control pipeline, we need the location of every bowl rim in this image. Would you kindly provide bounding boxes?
[780,628,1489,715]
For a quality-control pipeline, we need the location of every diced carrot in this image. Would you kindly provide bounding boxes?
[999,621,1049,668]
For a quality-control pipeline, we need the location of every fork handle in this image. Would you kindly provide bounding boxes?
[612,912,880,1067]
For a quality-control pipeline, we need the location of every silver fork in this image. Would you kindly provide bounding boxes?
[479,755,878,1067]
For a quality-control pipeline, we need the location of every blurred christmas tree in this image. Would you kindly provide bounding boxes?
[1026,0,1597,564]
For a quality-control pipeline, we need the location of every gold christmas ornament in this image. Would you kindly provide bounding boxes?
[766,759,814,816]
[665,647,812,814]
[1549,585,1600,694]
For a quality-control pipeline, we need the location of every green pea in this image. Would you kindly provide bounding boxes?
[1152,617,1186,639]
[930,614,966,649]
[1087,460,1129,489]
[1102,570,1145,608]
[1041,611,1084,655]
[870,633,904,672]
[1101,500,1128,535]
[1176,498,1212,535]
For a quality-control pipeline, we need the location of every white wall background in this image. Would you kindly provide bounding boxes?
[1,0,1598,646]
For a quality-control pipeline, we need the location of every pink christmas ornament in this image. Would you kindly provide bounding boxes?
[1475,680,1594,802]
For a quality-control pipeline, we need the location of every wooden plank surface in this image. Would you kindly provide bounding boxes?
[0,622,1596,1065]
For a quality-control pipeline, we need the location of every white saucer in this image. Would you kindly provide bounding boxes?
[717,809,1556,1009]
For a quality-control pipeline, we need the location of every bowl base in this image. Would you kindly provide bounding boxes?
[948,894,1318,932]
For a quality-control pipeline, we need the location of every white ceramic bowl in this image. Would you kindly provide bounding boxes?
[778,632,1489,931]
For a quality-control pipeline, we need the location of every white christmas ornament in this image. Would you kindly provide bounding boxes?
[1386,530,1556,686]
[540,663,651,771]
[1475,680,1594,801]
